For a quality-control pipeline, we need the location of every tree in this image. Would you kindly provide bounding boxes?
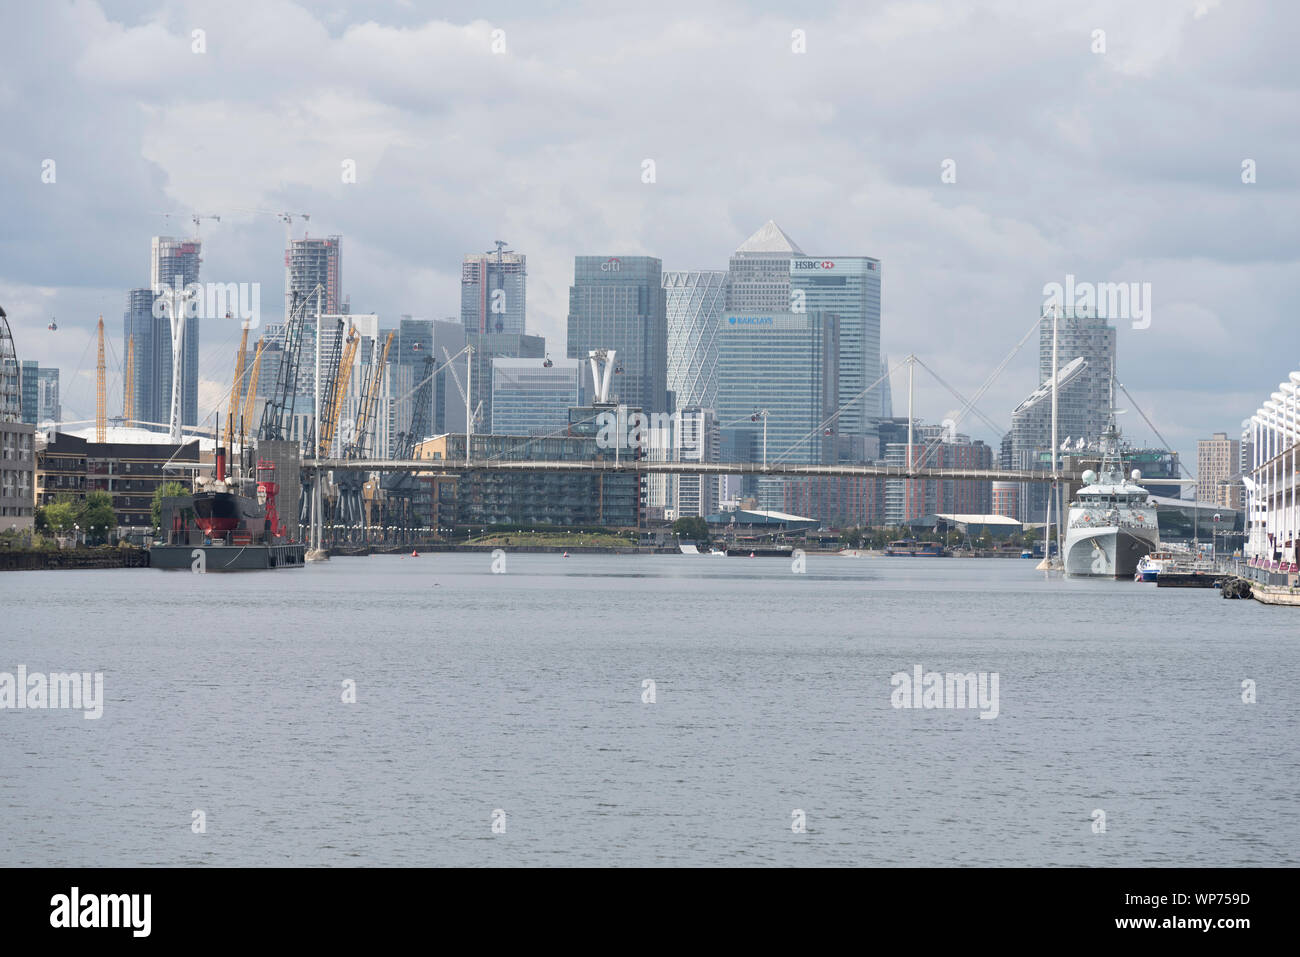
[44,499,78,534]
[152,481,190,528]
[672,516,710,544]
[79,492,116,544]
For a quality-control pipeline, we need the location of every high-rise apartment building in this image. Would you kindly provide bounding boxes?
[461,249,526,335]
[1198,431,1241,505]
[1039,309,1116,446]
[566,256,667,415]
[663,269,728,413]
[288,236,342,317]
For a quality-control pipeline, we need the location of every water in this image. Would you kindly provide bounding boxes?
[2,554,1295,867]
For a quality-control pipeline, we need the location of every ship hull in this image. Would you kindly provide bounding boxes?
[1065,526,1158,579]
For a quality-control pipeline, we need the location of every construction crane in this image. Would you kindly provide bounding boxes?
[191,214,220,239]
[258,283,322,441]
[225,321,251,447]
[95,316,106,443]
[123,335,135,429]
[318,326,358,457]
[240,337,265,449]
[350,330,394,458]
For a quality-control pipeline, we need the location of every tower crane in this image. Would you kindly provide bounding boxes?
[95,316,106,443]
[225,320,251,447]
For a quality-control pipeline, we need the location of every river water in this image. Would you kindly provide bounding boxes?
[1,554,1295,867]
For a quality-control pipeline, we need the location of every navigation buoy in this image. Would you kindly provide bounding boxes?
[563,551,569,558]
[749,551,755,558]
[411,550,418,557]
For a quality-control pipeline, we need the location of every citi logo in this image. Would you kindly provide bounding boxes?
[600,257,622,272]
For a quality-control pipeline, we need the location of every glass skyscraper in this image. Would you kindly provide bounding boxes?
[461,250,526,335]
[663,269,727,414]
[566,256,667,414]
[788,256,881,460]
[716,311,839,468]
[727,221,805,311]
[491,358,580,435]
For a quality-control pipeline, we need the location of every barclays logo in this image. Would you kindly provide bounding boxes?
[728,316,774,325]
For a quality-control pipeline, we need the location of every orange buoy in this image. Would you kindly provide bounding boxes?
[563,551,569,557]
[749,551,755,557]
[411,550,418,557]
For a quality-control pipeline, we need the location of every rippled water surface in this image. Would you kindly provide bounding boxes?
[2,554,1295,866]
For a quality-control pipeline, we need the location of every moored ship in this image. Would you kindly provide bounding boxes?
[150,449,305,571]
[1063,415,1159,579]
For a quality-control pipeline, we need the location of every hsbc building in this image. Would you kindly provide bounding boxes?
[788,256,881,460]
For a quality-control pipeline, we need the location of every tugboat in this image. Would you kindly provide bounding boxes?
[1063,414,1158,579]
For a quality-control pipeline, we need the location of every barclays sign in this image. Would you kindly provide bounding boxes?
[727,316,774,325]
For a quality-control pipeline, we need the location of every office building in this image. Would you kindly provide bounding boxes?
[461,249,526,335]
[567,256,668,415]
[467,332,546,436]
[789,255,882,459]
[149,236,201,427]
[663,269,728,412]
[491,357,580,436]
[717,309,838,510]
[727,221,804,312]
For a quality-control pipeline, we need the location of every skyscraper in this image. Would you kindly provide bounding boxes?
[1039,310,1116,445]
[288,236,342,317]
[663,269,727,413]
[716,311,839,467]
[789,255,882,460]
[36,368,59,425]
[19,360,37,425]
[726,221,804,311]
[566,256,668,415]
[461,249,526,335]
[149,236,201,427]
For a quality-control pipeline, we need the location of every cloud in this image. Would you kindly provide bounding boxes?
[0,0,1296,467]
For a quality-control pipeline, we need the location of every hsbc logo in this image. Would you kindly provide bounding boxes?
[792,260,835,270]
[600,257,622,272]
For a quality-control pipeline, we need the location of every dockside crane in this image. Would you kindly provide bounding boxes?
[225,320,251,448]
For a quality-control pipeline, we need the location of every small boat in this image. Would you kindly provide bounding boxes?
[1020,549,1034,559]
[883,539,950,557]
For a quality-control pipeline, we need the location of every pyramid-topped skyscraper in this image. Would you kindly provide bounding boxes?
[727,220,805,311]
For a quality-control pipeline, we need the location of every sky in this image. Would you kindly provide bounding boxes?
[1,0,1296,469]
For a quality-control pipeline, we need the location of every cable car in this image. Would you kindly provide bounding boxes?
[542,355,553,368]
[48,318,57,331]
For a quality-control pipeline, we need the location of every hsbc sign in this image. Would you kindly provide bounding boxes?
[792,260,836,270]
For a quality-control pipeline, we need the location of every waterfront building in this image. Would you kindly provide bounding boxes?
[1244,370,1300,571]
[1,310,35,531]
[883,425,993,524]
[34,430,200,537]
[413,432,641,528]
[566,256,667,415]
[663,269,728,413]
[461,249,526,335]
[782,475,885,528]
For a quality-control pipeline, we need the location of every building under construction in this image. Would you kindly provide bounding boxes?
[288,236,342,317]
